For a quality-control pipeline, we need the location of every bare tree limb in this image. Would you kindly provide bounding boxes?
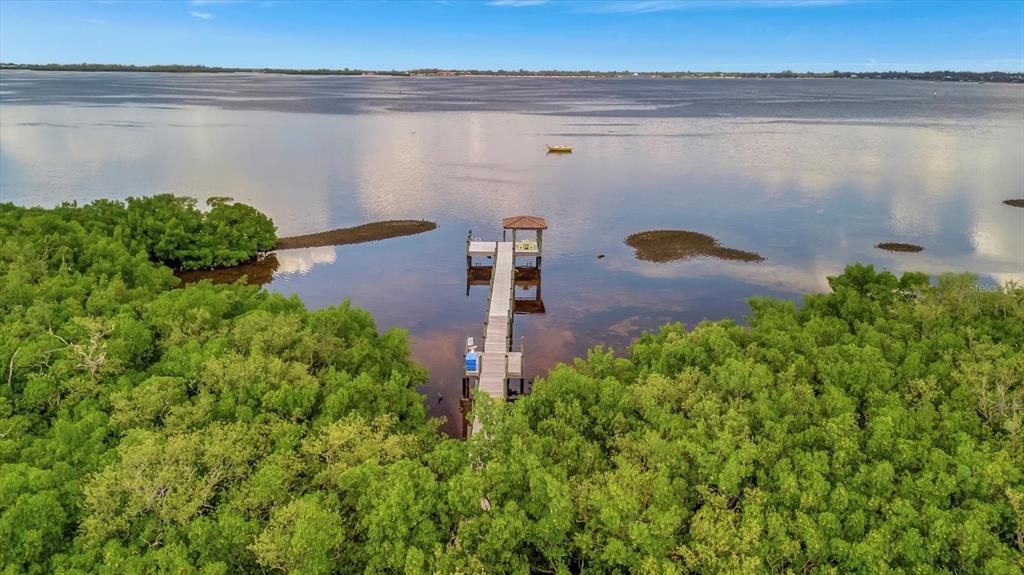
[6,347,19,386]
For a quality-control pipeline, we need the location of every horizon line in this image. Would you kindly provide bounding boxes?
[2,62,1022,75]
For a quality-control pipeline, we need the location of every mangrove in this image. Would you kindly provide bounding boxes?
[1,196,1022,574]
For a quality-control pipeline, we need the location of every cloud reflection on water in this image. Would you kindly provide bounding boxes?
[275,246,337,275]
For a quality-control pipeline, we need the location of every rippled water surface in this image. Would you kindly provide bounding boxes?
[3,72,1022,434]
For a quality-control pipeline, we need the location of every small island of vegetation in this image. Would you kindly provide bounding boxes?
[1,196,1021,573]
[876,242,926,253]
[626,230,765,263]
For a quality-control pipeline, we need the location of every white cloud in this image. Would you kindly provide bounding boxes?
[488,0,547,6]
[189,10,215,19]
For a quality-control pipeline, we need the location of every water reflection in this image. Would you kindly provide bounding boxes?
[276,246,337,275]
[177,246,338,287]
[2,74,1023,435]
[177,254,280,287]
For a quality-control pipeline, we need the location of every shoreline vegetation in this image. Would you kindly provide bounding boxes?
[13,195,277,271]
[1005,199,1024,208]
[2,62,1022,82]
[1,195,1022,572]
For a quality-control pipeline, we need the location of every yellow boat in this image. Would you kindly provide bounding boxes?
[546,145,573,153]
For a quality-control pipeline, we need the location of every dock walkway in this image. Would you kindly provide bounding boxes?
[478,241,515,399]
[463,216,547,437]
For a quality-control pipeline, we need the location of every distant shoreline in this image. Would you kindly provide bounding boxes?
[2,63,1021,83]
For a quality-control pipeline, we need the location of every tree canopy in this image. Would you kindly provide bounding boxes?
[43,195,276,270]
[1,197,1021,574]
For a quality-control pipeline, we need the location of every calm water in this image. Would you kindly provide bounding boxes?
[3,72,1023,434]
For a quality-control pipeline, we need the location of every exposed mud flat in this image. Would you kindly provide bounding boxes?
[275,220,437,250]
[1004,199,1024,208]
[876,242,925,253]
[625,230,764,263]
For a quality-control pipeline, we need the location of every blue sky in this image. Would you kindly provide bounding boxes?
[1,1,1022,71]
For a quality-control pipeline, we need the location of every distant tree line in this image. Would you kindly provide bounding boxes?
[2,62,1021,82]
[409,68,1023,82]
[0,63,411,76]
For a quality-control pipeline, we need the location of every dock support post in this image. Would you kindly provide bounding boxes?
[460,398,472,438]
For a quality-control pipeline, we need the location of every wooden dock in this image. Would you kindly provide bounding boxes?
[463,217,547,437]
[480,242,516,398]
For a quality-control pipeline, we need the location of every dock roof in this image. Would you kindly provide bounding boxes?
[502,215,548,230]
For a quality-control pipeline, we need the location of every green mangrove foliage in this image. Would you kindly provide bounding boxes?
[469,267,1024,573]
[0,199,428,574]
[1,196,1022,574]
[27,195,277,270]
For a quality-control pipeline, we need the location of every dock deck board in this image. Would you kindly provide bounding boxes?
[468,241,498,257]
[506,352,523,377]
